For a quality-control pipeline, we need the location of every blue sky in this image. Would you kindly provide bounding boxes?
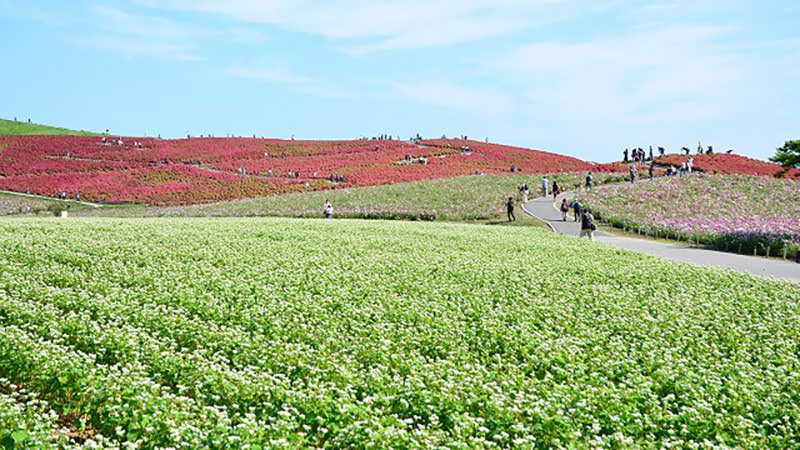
[1,0,798,162]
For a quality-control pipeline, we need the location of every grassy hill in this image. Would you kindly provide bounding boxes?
[0,118,102,136]
[0,135,622,206]
[76,171,624,222]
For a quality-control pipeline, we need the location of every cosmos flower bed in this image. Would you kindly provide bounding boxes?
[580,174,800,258]
[0,135,624,205]
[1,218,799,449]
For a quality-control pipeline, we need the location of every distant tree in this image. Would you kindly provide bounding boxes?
[770,140,800,168]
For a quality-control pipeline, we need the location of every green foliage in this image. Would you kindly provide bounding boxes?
[0,118,102,136]
[769,140,800,169]
[0,193,96,217]
[0,218,799,448]
[77,172,626,221]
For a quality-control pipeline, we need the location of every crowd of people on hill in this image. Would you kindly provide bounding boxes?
[625,142,734,163]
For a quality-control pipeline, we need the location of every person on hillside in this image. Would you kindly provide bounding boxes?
[648,164,654,181]
[629,165,637,184]
[648,146,653,162]
[541,176,549,197]
[520,184,529,203]
[580,209,596,241]
[623,148,629,163]
[506,197,516,222]
[323,200,333,219]
[560,198,570,221]
[658,146,665,158]
[687,157,693,174]
[585,172,594,192]
[571,199,582,222]
[552,180,560,199]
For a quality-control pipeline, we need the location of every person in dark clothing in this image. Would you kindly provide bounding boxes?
[506,197,516,222]
[580,209,596,241]
[571,199,582,222]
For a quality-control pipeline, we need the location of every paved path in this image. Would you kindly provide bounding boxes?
[0,190,103,208]
[523,190,800,283]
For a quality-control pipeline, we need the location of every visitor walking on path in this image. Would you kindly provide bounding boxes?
[560,199,570,221]
[506,197,516,222]
[629,165,637,184]
[541,176,549,197]
[552,180,560,199]
[580,209,596,241]
[571,199,582,222]
[585,172,594,192]
[323,200,333,219]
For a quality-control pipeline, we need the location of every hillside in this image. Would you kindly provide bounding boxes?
[0,135,622,205]
[0,118,102,136]
[655,152,800,178]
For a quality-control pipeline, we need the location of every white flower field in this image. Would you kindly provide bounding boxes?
[1,218,798,449]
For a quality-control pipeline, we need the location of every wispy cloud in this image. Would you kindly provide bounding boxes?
[489,24,756,123]
[231,63,350,98]
[0,0,70,26]
[134,0,619,52]
[75,37,202,61]
[60,4,204,61]
[382,80,512,114]
[89,4,197,41]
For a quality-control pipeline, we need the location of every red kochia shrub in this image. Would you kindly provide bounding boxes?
[3,135,786,205]
[655,153,800,178]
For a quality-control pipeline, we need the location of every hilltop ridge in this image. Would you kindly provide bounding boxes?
[0,118,102,136]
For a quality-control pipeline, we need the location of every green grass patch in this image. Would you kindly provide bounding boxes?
[76,172,625,226]
[0,118,102,136]
[0,192,96,216]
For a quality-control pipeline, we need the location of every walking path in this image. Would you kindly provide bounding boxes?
[0,190,103,208]
[522,189,800,283]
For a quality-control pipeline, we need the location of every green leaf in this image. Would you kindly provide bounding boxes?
[10,431,28,443]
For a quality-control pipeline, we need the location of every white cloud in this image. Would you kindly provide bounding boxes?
[489,24,758,123]
[0,0,69,26]
[382,80,512,114]
[89,4,197,40]
[133,0,620,51]
[231,63,350,98]
[75,36,202,61]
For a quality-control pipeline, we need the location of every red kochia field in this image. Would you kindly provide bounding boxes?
[0,135,621,205]
[655,153,800,178]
